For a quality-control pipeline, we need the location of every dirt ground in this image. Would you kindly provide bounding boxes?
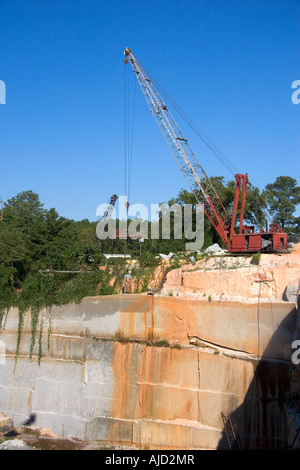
[0,425,136,450]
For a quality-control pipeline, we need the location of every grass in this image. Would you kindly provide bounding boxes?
[252,252,261,265]
[114,328,125,341]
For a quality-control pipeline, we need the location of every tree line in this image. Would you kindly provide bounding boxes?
[0,175,299,311]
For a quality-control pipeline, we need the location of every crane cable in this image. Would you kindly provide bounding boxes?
[141,64,240,178]
[124,62,137,207]
[128,77,137,202]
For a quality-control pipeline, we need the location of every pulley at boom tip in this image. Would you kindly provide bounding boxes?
[124,47,131,63]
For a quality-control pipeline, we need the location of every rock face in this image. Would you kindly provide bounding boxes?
[162,248,300,303]
[0,411,12,431]
[0,290,298,449]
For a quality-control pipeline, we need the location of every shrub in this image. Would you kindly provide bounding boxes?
[170,255,181,270]
[252,252,261,265]
[115,328,125,340]
[153,340,170,348]
[139,251,159,268]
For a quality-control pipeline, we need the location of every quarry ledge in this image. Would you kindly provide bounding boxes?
[10,333,291,366]
[1,293,297,359]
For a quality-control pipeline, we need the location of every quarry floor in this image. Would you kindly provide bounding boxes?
[0,425,136,450]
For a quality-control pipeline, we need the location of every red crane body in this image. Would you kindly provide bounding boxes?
[205,172,287,252]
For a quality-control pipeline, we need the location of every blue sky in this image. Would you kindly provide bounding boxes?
[0,0,299,221]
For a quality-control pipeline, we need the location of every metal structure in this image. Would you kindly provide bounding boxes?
[39,270,95,275]
[97,194,118,240]
[124,47,287,253]
[221,412,242,450]
[101,194,118,220]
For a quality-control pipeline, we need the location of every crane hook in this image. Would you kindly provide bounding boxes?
[124,47,131,64]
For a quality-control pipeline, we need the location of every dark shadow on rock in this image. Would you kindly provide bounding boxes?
[3,427,20,437]
[2,413,37,438]
[23,413,36,426]
[217,305,298,450]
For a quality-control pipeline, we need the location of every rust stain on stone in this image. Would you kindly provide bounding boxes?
[108,341,202,446]
[119,295,152,340]
[109,341,140,420]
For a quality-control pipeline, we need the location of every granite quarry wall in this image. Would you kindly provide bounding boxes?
[0,293,299,450]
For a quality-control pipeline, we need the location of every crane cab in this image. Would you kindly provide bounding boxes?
[230,231,287,253]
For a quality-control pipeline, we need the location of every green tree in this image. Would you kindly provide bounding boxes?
[42,208,77,270]
[0,191,108,310]
[289,216,300,241]
[242,185,267,227]
[264,176,300,229]
[4,190,46,235]
[3,190,47,274]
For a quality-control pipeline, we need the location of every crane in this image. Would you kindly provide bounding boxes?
[124,47,287,253]
[96,194,118,240]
